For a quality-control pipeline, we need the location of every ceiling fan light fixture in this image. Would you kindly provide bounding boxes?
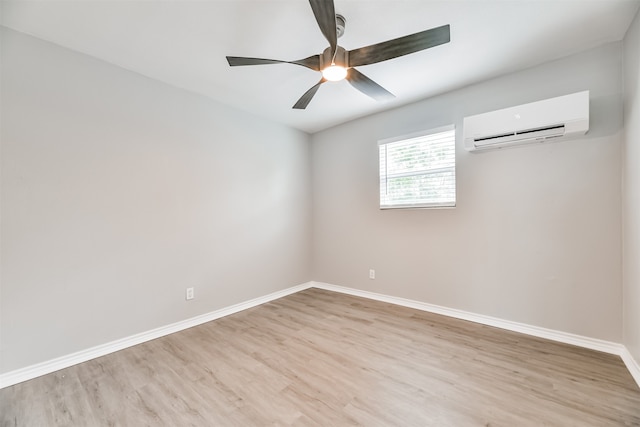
[322,64,348,82]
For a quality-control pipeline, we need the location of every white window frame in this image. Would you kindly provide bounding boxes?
[379,125,456,209]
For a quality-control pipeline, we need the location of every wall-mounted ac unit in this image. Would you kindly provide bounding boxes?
[463,91,589,152]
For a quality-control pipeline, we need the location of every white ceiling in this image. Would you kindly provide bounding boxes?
[2,0,639,134]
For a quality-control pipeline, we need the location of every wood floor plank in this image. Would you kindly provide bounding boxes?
[2,288,640,426]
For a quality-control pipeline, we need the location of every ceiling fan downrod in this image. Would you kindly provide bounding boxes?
[336,14,346,39]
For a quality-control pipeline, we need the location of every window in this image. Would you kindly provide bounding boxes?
[379,125,456,209]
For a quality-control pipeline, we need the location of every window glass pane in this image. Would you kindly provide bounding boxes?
[385,135,454,176]
[379,127,456,208]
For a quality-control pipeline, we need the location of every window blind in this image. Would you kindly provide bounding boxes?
[379,127,456,209]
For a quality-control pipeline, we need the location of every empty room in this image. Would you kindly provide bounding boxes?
[2,0,640,425]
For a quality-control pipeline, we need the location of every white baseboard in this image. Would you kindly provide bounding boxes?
[0,282,313,389]
[310,281,640,388]
[3,280,639,390]
[620,346,640,387]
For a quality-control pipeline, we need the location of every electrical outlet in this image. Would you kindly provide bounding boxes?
[369,269,375,279]
[186,287,194,300]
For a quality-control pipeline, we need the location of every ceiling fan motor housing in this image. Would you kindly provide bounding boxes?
[320,46,348,69]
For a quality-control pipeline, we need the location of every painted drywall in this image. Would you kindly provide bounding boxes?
[623,9,640,368]
[0,28,312,373]
[311,43,624,342]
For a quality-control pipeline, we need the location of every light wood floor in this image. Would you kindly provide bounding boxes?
[2,288,639,426]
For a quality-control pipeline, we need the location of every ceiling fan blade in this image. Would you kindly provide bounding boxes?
[348,24,450,68]
[309,0,338,58]
[227,55,321,71]
[346,68,395,101]
[227,56,286,66]
[291,55,321,71]
[293,78,326,110]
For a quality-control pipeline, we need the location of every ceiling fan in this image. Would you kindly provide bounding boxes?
[226,0,450,110]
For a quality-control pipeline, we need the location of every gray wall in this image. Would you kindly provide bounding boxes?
[311,43,624,342]
[0,28,312,373]
[624,10,640,366]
